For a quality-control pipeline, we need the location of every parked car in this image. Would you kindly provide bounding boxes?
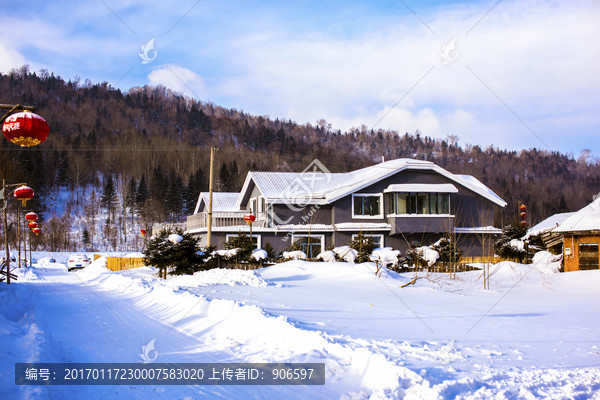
[67,254,92,271]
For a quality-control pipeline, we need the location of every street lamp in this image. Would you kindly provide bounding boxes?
[1,180,31,284]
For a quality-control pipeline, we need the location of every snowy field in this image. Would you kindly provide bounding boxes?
[1,253,599,399]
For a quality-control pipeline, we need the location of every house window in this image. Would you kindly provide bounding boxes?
[579,243,599,270]
[387,193,450,215]
[292,235,324,258]
[249,198,257,213]
[352,233,384,248]
[352,194,383,218]
[226,234,261,249]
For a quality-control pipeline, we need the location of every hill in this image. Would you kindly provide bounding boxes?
[1,65,599,251]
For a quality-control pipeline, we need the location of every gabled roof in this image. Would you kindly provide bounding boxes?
[553,199,600,233]
[524,211,576,239]
[194,192,240,214]
[236,158,506,208]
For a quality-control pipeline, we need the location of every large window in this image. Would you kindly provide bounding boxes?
[226,234,261,249]
[352,194,383,218]
[387,192,450,215]
[292,235,324,258]
[351,233,384,248]
[579,243,599,270]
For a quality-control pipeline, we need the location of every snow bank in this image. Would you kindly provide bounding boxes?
[370,247,401,267]
[333,246,358,263]
[531,251,562,274]
[282,250,306,260]
[251,248,268,261]
[316,250,336,262]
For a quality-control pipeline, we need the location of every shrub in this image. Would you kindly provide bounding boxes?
[349,232,376,263]
[494,222,527,260]
[224,232,255,262]
[142,228,205,277]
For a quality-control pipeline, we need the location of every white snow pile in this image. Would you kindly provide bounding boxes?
[316,250,336,262]
[169,268,271,288]
[531,251,562,274]
[414,246,439,267]
[332,246,358,263]
[510,239,525,252]
[251,248,268,261]
[167,233,183,243]
[212,248,239,259]
[370,247,401,267]
[282,250,306,260]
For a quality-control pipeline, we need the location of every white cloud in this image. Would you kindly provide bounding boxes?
[0,44,26,73]
[147,65,207,100]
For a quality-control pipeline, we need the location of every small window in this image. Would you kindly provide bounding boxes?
[353,194,382,218]
[579,243,599,270]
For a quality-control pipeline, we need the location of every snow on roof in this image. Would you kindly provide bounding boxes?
[553,199,600,233]
[383,183,458,193]
[194,192,240,214]
[524,212,576,239]
[236,158,506,208]
[454,226,502,234]
[334,222,392,231]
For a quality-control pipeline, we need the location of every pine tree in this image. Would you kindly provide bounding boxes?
[135,175,150,211]
[100,175,118,223]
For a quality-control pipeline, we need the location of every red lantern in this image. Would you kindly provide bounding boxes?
[32,227,41,235]
[519,204,526,212]
[14,185,34,206]
[2,111,49,147]
[25,212,38,222]
[243,214,256,224]
[28,221,38,229]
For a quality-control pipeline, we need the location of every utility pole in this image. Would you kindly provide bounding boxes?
[207,147,216,247]
[2,180,9,284]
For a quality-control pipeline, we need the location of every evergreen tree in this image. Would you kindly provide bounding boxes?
[100,175,118,222]
[349,232,376,263]
[135,174,150,209]
[142,228,206,277]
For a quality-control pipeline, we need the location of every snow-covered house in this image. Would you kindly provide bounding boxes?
[186,158,506,256]
[523,212,576,253]
[554,198,600,271]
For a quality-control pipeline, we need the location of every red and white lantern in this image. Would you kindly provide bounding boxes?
[2,111,49,147]
[25,212,38,222]
[14,185,34,206]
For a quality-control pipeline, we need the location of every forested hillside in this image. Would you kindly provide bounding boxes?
[1,66,599,251]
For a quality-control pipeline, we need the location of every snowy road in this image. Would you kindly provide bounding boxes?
[1,255,599,399]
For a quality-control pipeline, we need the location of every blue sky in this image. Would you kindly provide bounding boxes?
[1,0,599,157]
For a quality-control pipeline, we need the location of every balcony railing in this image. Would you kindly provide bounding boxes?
[186,211,271,231]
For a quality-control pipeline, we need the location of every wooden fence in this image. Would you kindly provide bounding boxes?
[103,256,146,272]
[458,256,521,264]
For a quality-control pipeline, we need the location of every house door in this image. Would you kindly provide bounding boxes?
[578,243,599,270]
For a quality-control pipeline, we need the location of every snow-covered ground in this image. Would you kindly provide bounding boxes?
[1,253,599,399]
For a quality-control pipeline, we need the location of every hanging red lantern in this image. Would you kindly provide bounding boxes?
[32,227,41,235]
[13,185,34,206]
[2,111,49,147]
[28,221,38,229]
[25,212,38,222]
